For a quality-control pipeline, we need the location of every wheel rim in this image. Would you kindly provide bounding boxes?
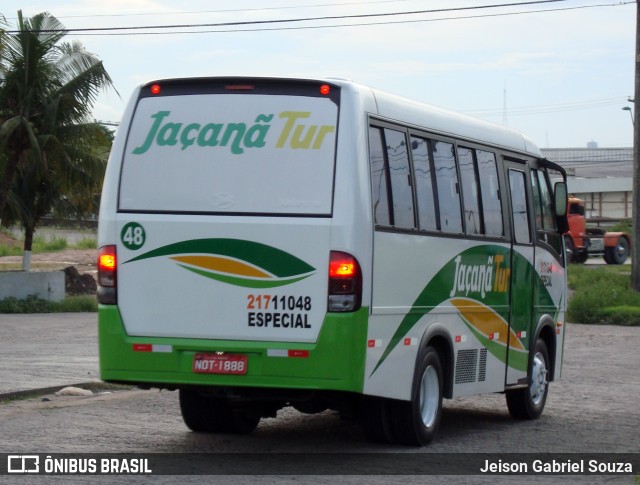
[530,351,548,406]
[617,241,627,258]
[419,365,439,428]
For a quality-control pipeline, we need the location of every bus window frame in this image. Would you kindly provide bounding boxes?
[526,160,565,262]
[368,116,545,246]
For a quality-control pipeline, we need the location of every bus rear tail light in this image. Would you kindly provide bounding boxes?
[328,251,362,312]
[98,245,117,305]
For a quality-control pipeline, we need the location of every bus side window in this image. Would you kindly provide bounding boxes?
[509,169,531,244]
[369,126,391,226]
[537,170,557,231]
[477,150,503,237]
[530,168,563,255]
[530,169,543,230]
[410,136,438,231]
[433,141,463,234]
[458,146,482,235]
[384,128,416,229]
[530,168,558,232]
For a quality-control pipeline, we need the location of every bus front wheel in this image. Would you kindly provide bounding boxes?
[390,346,443,446]
[506,338,550,420]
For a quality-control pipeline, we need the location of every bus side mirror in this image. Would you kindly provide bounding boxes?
[554,182,567,217]
[554,181,569,233]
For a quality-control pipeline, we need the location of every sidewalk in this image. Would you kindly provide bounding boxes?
[0,313,99,397]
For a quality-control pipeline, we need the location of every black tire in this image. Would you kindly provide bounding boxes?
[179,389,260,434]
[360,396,395,444]
[179,389,213,432]
[563,235,574,264]
[574,250,588,264]
[506,339,550,420]
[605,237,629,265]
[292,398,328,415]
[389,346,443,446]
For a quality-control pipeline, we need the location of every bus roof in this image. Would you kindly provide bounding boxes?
[350,81,541,157]
[133,76,542,158]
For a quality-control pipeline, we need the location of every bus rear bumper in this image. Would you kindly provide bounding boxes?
[98,305,367,393]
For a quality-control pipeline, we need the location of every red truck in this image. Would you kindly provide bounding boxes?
[564,197,631,264]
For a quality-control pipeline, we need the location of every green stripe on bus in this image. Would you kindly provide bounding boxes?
[178,264,313,288]
[370,245,558,376]
[123,238,315,278]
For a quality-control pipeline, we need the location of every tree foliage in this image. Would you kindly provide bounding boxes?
[0,11,117,267]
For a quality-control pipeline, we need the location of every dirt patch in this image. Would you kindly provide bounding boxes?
[64,266,97,295]
[0,248,96,271]
[0,231,19,247]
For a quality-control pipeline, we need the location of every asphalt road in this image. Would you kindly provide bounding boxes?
[0,314,638,483]
[0,313,99,395]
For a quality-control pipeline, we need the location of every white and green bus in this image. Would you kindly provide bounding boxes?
[98,77,568,445]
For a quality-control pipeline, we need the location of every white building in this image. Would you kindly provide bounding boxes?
[541,147,632,221]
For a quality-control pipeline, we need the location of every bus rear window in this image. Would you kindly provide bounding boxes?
[119,86,339,215]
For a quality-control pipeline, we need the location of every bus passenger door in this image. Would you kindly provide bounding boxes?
[505,162,534,386]
[528,164,567,381]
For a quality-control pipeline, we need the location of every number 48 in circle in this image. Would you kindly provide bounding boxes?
[121,222,146,250]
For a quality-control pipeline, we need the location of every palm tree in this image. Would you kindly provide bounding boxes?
[0,11,117,269]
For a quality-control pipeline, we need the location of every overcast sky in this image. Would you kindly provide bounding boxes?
[2,0,636,148]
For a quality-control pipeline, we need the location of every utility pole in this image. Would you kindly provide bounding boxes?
[633,0,640,291]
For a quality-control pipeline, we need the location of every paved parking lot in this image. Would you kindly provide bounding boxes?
[0,313,99,395]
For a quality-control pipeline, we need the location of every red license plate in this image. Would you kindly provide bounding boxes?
[193,353,247,375]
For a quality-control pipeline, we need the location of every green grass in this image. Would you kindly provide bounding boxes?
[0,234,96,255]
[0,295,97,314]
[607,219,632,234]
[54,295,98,312]
[38,235,68,251]
[0,245,20,257]
[73,237,97,249]
[567,264,640,326]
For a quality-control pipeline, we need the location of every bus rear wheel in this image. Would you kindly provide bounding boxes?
[506,338,549,420]
[390,346,443,446]
[179,389,260,434]
[360,396,395,443]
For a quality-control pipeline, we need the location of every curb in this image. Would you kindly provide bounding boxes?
[0,381,116,402]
